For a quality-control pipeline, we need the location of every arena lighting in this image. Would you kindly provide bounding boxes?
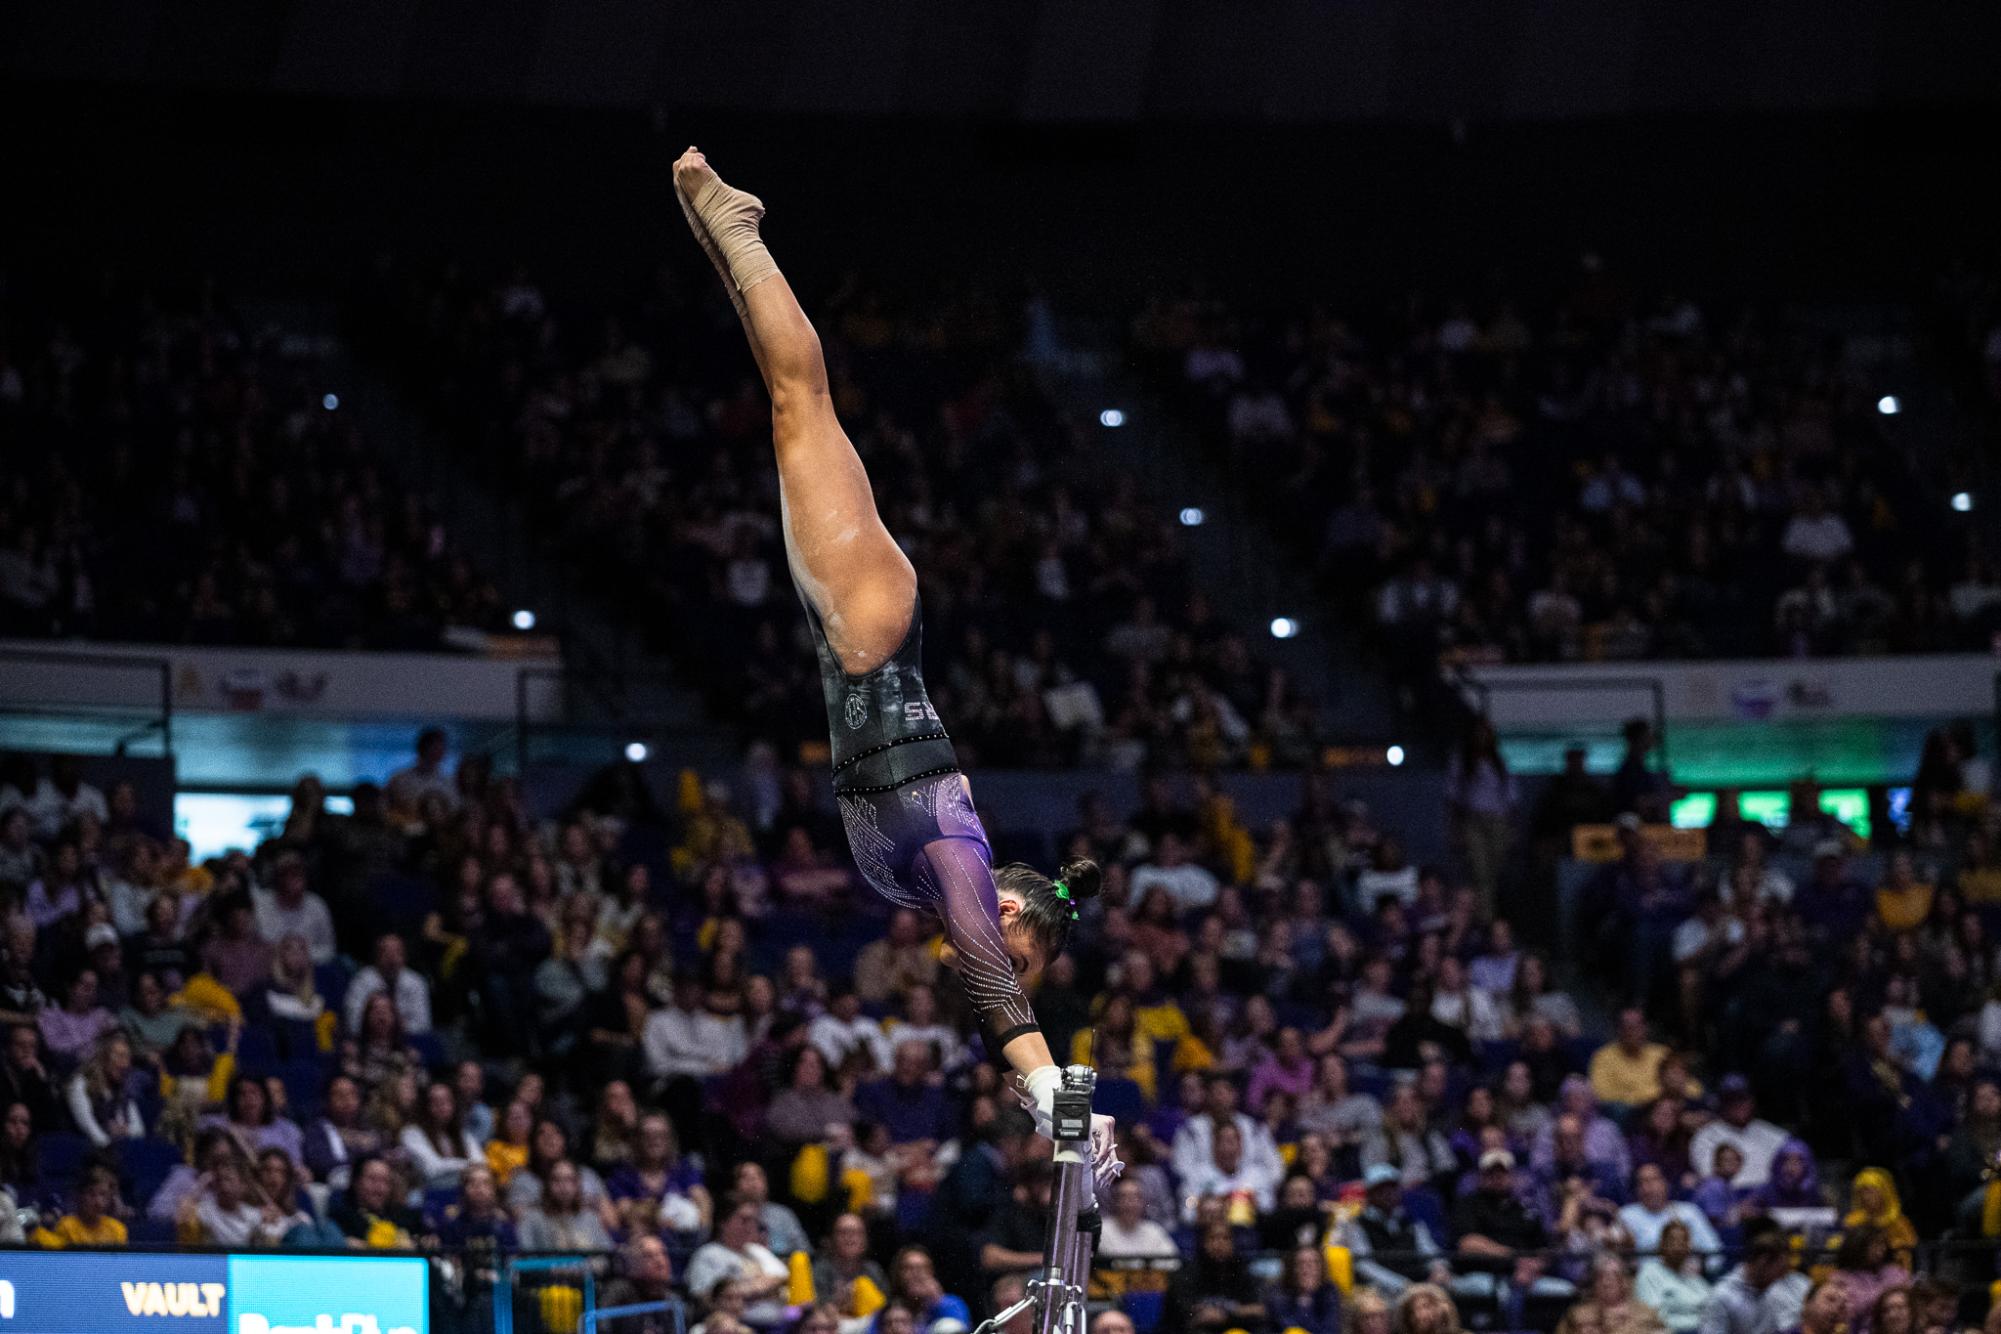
[1386,744,1407,767]
[624,741,650,763]
[321,392,340,411]
[510,608,537,631]
[1953,492,1975,513]
[1876,395,1901,416]
[1178,506,1206,527]
[1269,616,1299,639]
[1098,408,1126,428]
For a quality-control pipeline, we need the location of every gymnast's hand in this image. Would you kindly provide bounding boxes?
[1018,1067,1125,1189]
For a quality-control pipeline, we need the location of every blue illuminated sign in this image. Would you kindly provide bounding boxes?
[0,1252,427,1334]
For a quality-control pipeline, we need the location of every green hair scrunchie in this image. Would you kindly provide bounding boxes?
[1051,878,1079,921]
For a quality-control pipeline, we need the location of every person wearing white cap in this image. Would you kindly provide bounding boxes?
[1337,1161,1453,1294]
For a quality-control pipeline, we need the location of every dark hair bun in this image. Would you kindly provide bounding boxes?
[1058,857,1102,904]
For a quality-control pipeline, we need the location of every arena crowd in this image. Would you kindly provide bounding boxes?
[1130,266,1991,703]
[0,275,507,649]
[352,263,1322,771]
[6,720,2001,1334]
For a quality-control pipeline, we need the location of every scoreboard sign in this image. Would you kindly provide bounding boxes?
[0,1253,426,1334]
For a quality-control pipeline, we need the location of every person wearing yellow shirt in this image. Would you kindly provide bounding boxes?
[1874,852,1935,934]
[1119,954,1192,1047]
[34,1164,128,1248]
[485,1099,534,1188]
[1074,993,1159,1102]
[1588,1008,1669,1110]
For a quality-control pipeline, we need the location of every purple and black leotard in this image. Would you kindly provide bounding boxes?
[803,592,1040,1047]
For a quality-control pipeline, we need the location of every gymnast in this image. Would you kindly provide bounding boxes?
[672,147,1118,1184]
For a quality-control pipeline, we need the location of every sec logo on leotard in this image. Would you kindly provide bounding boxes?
[844,693,869,729]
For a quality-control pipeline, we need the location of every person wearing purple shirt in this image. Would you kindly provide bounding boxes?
[855,1039,954,1146]
[23,841,92,931]
[1245,1027,1315,1115]
[1468,919,1521,995]
[1530,1077,1632,1183]
[201,895,274,998]
[37,968,117,1065]
[204,1073,305,1164]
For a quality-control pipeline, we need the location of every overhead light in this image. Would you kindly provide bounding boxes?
[1386,745,1406,767]
[322,393,340,411]
[624,741,650,763]
[1953,492,1974,513]
[511,609,538,631]
[1269,616,1299,640]
[1099,409,1126,429]
[1876,395,1900,416]
[1179,507,1206,527]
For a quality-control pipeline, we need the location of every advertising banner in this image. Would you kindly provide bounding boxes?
[0,1252,427,1334]
[0,639,561,722]
[1462,653,2001,727]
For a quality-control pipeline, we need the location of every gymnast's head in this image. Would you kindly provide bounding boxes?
[954,856,1101,987]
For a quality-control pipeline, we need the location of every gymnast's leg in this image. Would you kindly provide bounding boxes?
[672,147,915,678]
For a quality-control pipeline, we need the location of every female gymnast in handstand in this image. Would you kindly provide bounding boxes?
[671,148,1117,1181]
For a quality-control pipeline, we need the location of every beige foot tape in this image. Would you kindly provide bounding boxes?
[675,185,749,321]
[680,169,779,301]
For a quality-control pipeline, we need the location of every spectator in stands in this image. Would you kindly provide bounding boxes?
[470,871,553,1051]
[435,1160,518,1280]
[189,1153,285,1247]
[1843,1169,1918,1265]
[732,1161,811,1259]
[0,1099,37,1199]
[252,853,337,964]
[646,973,749,1085]
[518,1157,616,1253]
[35,1162,127,1248]
[37,966,116,1065]
[388,729,456,814]
[25,842,91,930]
[854,910,941,1006]
[688,1195,793,1327]
[1097,1175,1177,1259]
[202,893,275,998]
[1619,1162,1721,1257]
[1451,1149,1567,1323]
[1637,1219,1714,1334]
[1180,1119,1279,1222]
[607,1109,709,1237]
[1363,1079,1456,1192]
[483,1099,535,1190]
[767,1045,856,1153]
[303,1072,376,1188]
[811,1212,887,1323]
[1589,1008,1669,1110]
[1264,1243,1343,1334]
[343,992,417,1093]
[1690,1077,1790,1188]
[212,1071,303,1164]
[64,1028,142,1145]
[808,989,890,1077]
[1831,1227,1908,1334]
[22,758,104,841]
[857,1040,951,1149]
[1340,1162,1455,1294]
[1162,1216,1264,1334]
[400,1079,482,1189]
[263,934,327,1029]
[1446,719,1517,913]
[884,1246,969,1334]
[599,1236,678,1334]
[1698,1224,1806,1334]
[346,932,433,1035]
